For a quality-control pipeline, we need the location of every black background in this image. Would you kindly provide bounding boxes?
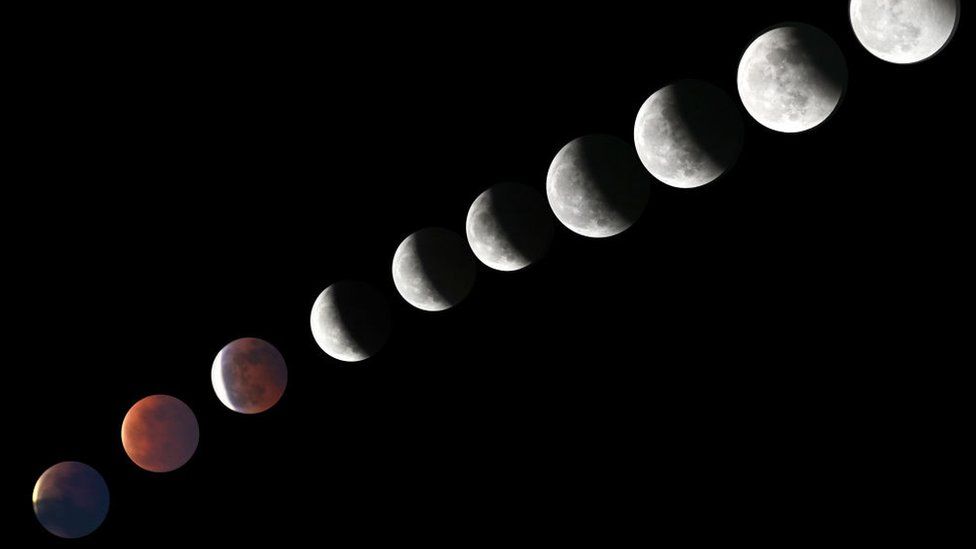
[13,2,966,544]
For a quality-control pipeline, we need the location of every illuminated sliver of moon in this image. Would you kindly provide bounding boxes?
[211,337,287,413]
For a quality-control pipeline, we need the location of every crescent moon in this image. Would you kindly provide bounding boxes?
[310,281,392,362]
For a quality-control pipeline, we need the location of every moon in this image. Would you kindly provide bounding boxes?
[850,0,960,64]
[33,461,109,539]
[737,23,848,133]
[310,280,392,361]
[392,227,477,311]
[121,394,199,473]
[546,134,650,238]
[212,337,288,413]
[634,79,745,189]
[466,182,553,271]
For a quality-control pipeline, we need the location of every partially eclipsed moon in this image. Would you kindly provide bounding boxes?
[392,228,477,311]
[33,461,109,539]
[546,134,650,238]
[634,79,744,189]
[311,280,392,361]
[212,338,288,413]
[737,23,848,133]
[850,0,960,64]
[466,182,553,271]
[121,394,199,473]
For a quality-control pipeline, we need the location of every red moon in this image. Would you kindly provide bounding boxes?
[121,394,199,473]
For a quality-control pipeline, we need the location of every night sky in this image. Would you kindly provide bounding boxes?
[13,2,965,544]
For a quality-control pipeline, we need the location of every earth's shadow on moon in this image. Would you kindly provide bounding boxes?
[739,21,850,133]
[480,183,554,268]
[848,0,963,64]
[34,462,109,539]
[408,228,478,309]
[573,135,652,224]
[664,79,746,186]
[329,281,393,357]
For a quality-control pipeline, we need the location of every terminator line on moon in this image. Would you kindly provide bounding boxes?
[634,79,745,189]
[212,337,288,413]
[737,23,848,133]
[33,461,109,539]
[547,134,650,238]
[311,280,392,361]
[850,0,960,64]
[393,227,477,311]
[466,182,554,271]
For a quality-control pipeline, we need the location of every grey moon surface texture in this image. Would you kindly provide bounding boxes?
[546,134,650,238]
[33,461,109,539]
[850,0,960,64]
[310,281,392,361]
[393,228,477,311]
[737,23,848,133]
[466,182,554,271]
[211,337,288,413]
[634,79,745,189]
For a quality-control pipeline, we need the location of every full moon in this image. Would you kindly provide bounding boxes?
[466,182,553,271]
[121,394,199,473]
[310,280,392,361]
[393,228,476,311]
[33,461,109,539]
[737,23,848,133]
[634,79,745,189]
[212,337,288,413]
[546,134,650,238]
[850,0,960,64]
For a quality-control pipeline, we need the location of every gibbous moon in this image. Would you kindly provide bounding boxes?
[122,394,199,473]
[546,134,650,238]
[850,0,960,64]
[310,281,392,361]
[33,461,109,539]
[634,79,745,189]
[392,228,476,311]
[737,24,848,133]
[466,182,554,271]
[212,338,288,413]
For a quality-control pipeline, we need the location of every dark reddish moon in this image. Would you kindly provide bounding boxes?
[211,337,288,414]
[121,394,199,473]
[33,461,109,538]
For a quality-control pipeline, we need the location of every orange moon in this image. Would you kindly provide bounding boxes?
[121,394,199,473]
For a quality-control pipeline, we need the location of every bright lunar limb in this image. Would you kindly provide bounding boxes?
[33,461,109,539]
[392,227,476,311]
[212,337,288,413]
[850,0,960,64]
[310,280,392,361]
[466,182,553,271]
[634,79,744,189]
[737,23,848,133]
[546,134,650,238]
[121,394,199,473]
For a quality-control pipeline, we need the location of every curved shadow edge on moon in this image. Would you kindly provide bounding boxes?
[121,394,200,473]
[310,281,392,362]
[634,79,745,188]
[212,337,288,412]
[392,228,477,311]
[546,134,651,238]
[850,0,960,64]
[466,182,554,271]
[33,461,109,539]
[737,23,848,133]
